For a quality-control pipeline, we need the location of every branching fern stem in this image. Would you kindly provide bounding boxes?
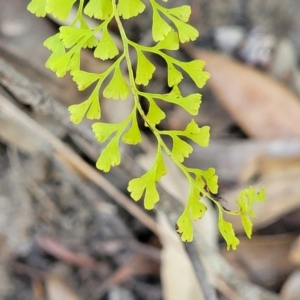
[73,0,84,24]
[114,1,195,202]
[113,1,142,133]
[27,0,266,250]
[114,1,212,219]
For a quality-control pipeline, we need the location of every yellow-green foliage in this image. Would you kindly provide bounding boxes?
[28,0,266,249]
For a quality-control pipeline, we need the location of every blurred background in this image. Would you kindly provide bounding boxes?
[1,0,300,299]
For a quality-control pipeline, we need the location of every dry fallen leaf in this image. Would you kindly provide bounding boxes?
[223,154,300,232]
[0,113,40,154]
[187,138,300,183]
[240,154,300,183]
[280,270,300,300]
[45,276,83,300]
[190,49,300,138]
[157,212,205,300]
[221,234,296,289]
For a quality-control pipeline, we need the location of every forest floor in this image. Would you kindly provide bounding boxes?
[1,0,300,299]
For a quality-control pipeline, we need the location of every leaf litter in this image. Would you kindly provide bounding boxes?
[2,0,300,299]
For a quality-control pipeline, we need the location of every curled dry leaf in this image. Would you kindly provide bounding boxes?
[191,50,300,138]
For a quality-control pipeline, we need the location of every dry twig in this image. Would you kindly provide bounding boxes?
[0,92,159,235]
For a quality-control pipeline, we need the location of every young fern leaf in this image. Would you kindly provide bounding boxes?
[145,97,166,126]
[135,50,156,86]
[85,88,101,120]
[166,62,183,87]
[156,92,202,115]
[46,0,77,21]
[103,67,130,100]
[71,70,101,91]
[189,186,207,221]
[176,209,193,242]
[166,6,191,23]
[178,60,210,88]
[96,136,121,172]
[218,218,240,250]
[117,0,146,19]
[59,26,96,49]
[47,50,75,77]
[152,9,172,42]
[94,28,119,60]
[92,122,121,143]
[181,120,210,147]
[236,186,266,238]
[44,33,63,51]
[27,0,47,17]
[122,115,142,145]
[84,0,113,20]
[68,99,91,124]
[128,147,167,209]
[202,168,219,194]
[154,29,179,50]
[171,136,193,163]
[27,0,266,250]
[170,18,199,43]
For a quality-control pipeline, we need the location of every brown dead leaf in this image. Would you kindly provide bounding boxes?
[223,153,300,232]
[225,168,300,232]
[222,155,300,232]
[157,212,205,300]
[187,138,300,183]
[45,276,82,300]
[240,154,300,183]
[222,234,296,289]
[191,49,300,138]
[0,113,40,154]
